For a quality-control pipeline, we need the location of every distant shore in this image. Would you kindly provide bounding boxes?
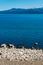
[1,8,43,14]
[0,44,43,65]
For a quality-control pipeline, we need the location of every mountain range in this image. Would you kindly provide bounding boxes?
[0,8,43,14]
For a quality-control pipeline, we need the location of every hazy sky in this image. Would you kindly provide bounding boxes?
[0,0,43,10]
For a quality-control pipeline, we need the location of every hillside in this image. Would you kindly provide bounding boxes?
[0,8,43,14]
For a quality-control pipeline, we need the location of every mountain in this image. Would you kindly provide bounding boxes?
[0,8,43,14]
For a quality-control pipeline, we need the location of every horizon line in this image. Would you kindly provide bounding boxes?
[0,7,43,11]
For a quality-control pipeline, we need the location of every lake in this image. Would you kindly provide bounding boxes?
[0,14,43,48]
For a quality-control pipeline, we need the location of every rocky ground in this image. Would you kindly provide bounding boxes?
[0,44,43,65]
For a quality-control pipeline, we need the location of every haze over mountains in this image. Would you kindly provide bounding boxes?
[0,8,43,14]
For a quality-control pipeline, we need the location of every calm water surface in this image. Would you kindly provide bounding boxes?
[0,14,43,48]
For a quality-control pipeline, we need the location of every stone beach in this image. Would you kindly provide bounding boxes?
[0,44,43,65]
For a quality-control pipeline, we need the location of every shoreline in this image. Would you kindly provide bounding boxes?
[0,44,43,60]
[0,44,43,65]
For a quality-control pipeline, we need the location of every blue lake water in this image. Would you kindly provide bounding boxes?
[0,14,43,48]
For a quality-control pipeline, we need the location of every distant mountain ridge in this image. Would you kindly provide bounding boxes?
[0,8,43,14]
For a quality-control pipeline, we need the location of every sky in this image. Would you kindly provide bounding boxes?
[0,0,43,10]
